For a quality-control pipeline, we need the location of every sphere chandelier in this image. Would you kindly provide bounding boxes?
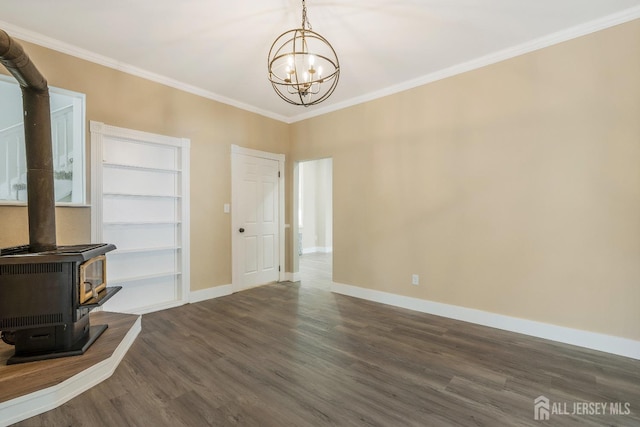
[267,0,340,107]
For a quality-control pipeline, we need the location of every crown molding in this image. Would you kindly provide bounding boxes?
[288,6,640,123]
[0,20,289,123]
[2,6,639,125]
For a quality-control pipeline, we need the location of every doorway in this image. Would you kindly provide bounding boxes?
[296,158,333,289]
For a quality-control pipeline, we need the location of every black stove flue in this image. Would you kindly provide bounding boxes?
[0,30,121,364]
[1,28,57,253]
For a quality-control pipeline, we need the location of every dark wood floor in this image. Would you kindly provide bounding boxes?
[12,264,640,426]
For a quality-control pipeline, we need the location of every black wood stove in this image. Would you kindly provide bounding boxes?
[0,30,121,364]
[0,244,121,364]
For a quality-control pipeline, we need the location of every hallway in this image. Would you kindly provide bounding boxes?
[298,252,332,290]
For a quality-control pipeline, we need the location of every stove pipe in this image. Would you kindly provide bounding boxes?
[0,29,57,252]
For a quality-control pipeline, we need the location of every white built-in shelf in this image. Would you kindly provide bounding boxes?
[109,271,181,286]
[110,246,181,255]
[102,161,180,174]
[103,192,181,200]
[92,122,190,315]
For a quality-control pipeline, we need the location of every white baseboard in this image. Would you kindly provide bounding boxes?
[189,284,233,303]
[283,272,301,282]
[0,316,142,427]
[330,282,640,361]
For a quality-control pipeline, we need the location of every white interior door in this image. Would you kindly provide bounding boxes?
[232,146,285,291]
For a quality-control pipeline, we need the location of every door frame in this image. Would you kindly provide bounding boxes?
[293,158,333,283]
[231,144,285,291]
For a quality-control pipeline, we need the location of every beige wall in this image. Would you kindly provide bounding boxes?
[290,20,640,341]
[2,20,638,341]
[0,40,290,291]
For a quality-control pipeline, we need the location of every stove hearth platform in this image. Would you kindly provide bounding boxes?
[0,311,140,426]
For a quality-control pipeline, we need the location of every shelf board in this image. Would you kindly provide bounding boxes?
[103,221,181,226]
[110,246,181,255]
[102,162,180,174]
[103,192,181,200]
[109,271,181,286]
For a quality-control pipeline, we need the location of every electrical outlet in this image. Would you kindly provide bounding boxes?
[412,274,419,286]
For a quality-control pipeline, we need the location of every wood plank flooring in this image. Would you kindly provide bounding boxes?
[298,252,332,290]
[11,269,640,426]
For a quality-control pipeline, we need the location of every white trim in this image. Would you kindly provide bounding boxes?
[89,121,188,148]
[284,272,301,283]
[178,138,191,305]
[189,284,234,303]
[231,144,286,162]
[3,7,639,125]
[231,145,286,291]
[0,316,141,427]
[330,282,640,361]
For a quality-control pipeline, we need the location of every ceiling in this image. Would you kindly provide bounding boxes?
[1,1,639,123]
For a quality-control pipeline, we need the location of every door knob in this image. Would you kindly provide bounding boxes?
[239,228,245,233]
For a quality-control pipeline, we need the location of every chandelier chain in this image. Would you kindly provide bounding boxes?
[301,0,312,30]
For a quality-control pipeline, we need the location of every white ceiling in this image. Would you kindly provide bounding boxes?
[1,1,639,123]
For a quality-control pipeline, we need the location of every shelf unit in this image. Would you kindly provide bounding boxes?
[91,121,190,314]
